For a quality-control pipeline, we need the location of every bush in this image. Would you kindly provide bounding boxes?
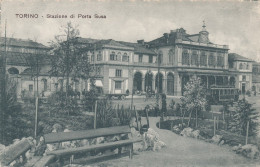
[96,98,134,128]
[47,91,80,116]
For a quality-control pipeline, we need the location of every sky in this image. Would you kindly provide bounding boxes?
[1,0,260,61]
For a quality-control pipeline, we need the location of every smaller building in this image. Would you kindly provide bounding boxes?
[228,53,253,94]
[252,61,260,93]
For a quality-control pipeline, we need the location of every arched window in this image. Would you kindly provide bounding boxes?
[42,79,47,91]
[97,51,102,61]
[8,67,19,74]
[217,53,224,67]
[239,63,243,69]
[122,53,129,62]
[168,49,174,63]
[200,51,207,66]
[208,53,216,67]
[117,52,121,61]
[110,51,116,60]
[191,50,198,66]
[91,52,95,62]
[182,49,189,65]
[158,51,163,64]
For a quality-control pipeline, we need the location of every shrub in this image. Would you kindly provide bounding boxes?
[229,99,259,137]
[96,98,133,128]
[47,91,80,116]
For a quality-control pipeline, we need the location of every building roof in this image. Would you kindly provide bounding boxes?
[3,51,51,66]
[228,53,254,62]
[75,37,99,44]
[0,37,49,49]
[117,41,156,55]
[78,37,154,54]
[253,61,260,66]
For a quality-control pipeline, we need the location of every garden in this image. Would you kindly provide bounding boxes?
[158,76,260,160]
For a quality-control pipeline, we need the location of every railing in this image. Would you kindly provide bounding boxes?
[178,40,229,49]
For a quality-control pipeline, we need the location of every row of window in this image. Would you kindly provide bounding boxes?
[239,63,249,70]
[110,52,129,62]
[182,51,224,67]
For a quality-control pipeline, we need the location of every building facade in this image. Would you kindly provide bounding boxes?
[1,23,255,98]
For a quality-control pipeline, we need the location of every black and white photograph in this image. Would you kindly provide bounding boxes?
[0,0,260,166]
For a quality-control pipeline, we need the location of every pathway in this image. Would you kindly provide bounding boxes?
[93,117,259,167]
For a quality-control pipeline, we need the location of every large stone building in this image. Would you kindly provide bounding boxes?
[0,23,255,98]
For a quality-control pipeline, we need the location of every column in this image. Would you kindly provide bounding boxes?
[175,73,182,96]
[142,77,145,91]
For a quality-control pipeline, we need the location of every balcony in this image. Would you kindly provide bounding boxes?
[176,40,229,49]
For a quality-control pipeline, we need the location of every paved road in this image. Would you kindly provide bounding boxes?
[93,117,259,167]
[111,95,181,110]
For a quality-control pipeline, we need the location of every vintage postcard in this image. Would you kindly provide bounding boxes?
[0,0,260,166]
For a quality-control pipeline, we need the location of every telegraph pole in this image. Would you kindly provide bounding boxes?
[0,20,7,143]
[156,51,160,115]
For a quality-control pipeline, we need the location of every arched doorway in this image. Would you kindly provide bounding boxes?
[230,77,236,86]
[181,75,190,95]
[167,72,174,95]
[133,72,143,92]
[145,72,153,92]
[8,67,19,74]
[155,73,163,93]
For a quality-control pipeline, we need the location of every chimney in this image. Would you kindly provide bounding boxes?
[163,33,169,44]
[137,39,144,45]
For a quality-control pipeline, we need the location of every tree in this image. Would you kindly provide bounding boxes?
[229,99,258,137]
[181,76,207,127]
[49,22,92,96]
[0,76,33,145]
[49,22,93,114]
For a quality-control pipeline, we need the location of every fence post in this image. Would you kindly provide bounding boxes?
[134,106,140,132]
[94,100,97,129]
[34,97,38,138]
[216,116,219,130]
[145,108,150,128]
[246,121,249,145]
[214,116,216,136]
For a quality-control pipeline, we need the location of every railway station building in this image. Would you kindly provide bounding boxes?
[1,23,255,98]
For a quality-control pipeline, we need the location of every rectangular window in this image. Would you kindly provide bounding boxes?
[139,54,143,62]
[149,55,153,63]
[29,85,33,92]
[242,75,246,81]
[115,81,122,89]
[110,52,116,60]
[115,69,122,77]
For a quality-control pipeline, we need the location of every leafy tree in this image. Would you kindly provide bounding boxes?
[0,76,33,145]
[229,99,258,136]
[181,76,207,127]
[49,22,93,114]
[49,22,92,96]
